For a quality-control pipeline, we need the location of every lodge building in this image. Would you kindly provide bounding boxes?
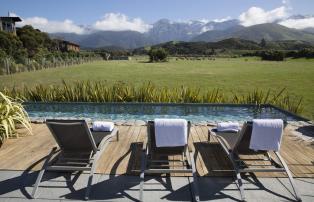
[56,40,80,52]
[0,16,22,35]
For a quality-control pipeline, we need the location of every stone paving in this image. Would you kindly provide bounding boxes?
[0,171,313,201]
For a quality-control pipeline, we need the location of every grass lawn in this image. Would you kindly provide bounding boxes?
[1,57,313,119]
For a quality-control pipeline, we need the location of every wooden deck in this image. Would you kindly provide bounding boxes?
[0,123,313,178]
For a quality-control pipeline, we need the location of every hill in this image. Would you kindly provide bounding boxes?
[133,38,314,55]
[192,23,314,43]
[51,31,152,49]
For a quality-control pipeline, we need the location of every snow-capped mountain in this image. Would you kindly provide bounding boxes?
[51,15,314,49]
[146,19,239,42]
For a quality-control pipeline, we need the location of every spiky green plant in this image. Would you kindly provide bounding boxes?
[0,81,304,115]
[180,86,201,103]
[0,92,32,145]
[203,89,225,103]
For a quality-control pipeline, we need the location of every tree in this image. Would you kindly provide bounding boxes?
[148,47,168,62]
[261,50,285,61]
[0,31,27,62]
[17,25,54,58]
[260,38,267,48]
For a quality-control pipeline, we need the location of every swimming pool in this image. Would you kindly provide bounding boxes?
[23,102,306,123]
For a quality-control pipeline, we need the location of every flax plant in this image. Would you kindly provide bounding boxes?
[0,92,32,145]
[0,81,304,115]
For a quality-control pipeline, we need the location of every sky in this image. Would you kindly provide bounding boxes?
[0,0,314,34]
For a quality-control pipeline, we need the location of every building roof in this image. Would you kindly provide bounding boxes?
[55,39,80,47]
[0,16,22,22]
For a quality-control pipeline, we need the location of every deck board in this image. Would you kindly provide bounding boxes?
[0,123,313,178]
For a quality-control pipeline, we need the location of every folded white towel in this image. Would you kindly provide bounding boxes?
[92,121,114,132]
[154,118,188,148]
[249,119,283,151]
[217,122,240,132]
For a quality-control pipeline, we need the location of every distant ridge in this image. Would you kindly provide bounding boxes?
[133,38,314,55]
[191,23,314,43]
[50,30,151,49]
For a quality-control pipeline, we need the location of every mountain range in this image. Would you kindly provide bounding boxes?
[191,23,314,43]
[50,15,314,49]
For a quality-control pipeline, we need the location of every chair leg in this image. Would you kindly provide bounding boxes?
[31,167,46,199]
[84,170,94,200]
[139,150,147,202]
[274,152,302,201]
[85,151,100,200]
[31,147,57,199]
[229,153,246,201]
[139,148,147,201]
[235,170,246,201]
[189,152,200,202]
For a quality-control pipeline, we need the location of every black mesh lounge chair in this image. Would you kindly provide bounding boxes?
[31,119,119,200]
[209,122,301,201]
[139,120,200,202]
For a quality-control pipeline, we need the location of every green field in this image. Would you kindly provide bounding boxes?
[1,57,313,119]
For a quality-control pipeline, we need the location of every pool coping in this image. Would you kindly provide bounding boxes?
[22,101,311,122]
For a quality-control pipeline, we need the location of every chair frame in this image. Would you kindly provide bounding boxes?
[139,120,200,202]
[210,122,301,201]
[31,119,119,200]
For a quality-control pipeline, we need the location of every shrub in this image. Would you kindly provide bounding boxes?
[261,50,285,61]
[148,48,168,62]
[0,92,32,145]
[286,48,314,58]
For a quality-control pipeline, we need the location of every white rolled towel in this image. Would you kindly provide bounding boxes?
[217,122,240,132]
[92,121,114,132]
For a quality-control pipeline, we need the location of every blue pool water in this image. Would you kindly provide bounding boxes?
[23,102,304,123]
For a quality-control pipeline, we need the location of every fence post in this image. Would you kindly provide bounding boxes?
[5,58,10,75]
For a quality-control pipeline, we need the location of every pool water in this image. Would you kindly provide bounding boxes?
[23,102,303,123]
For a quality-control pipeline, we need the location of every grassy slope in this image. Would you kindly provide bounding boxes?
[1,57,313,119]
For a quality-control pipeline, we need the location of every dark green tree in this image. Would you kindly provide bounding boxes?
[260,38,267,48]
[17,25,54,58]
[148,47,168,62]
[0,31,27,62]
[261,50,285,61]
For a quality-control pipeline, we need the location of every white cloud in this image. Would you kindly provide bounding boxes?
[13,12,151,34]
[239,6,288,26]
[213,16,232,23]
[93,13,151,33]
[279,17,314,29]
[17,17,85,34]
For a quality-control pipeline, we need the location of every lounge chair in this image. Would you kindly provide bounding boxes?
[31,119,119,200]
[139,119,200,202]
[209,120,301,201]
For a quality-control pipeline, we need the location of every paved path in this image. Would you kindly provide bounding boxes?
[0,171,313,201]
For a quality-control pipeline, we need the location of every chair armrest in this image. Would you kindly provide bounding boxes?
[209,129,217,141]
[97,128,119,150]
[209,129,217,137]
